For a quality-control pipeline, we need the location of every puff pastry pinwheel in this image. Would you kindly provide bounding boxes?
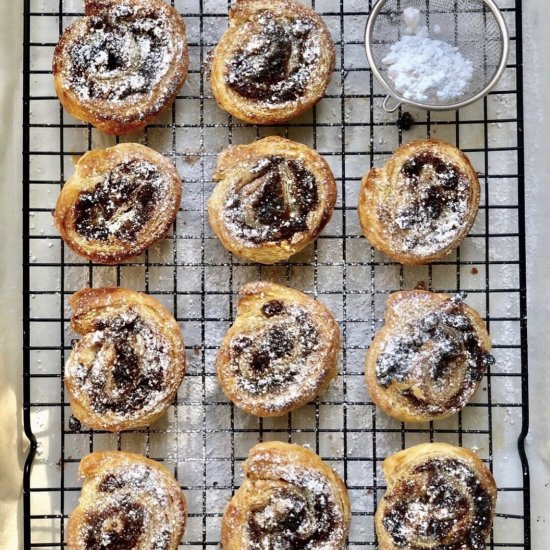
[216,282,340,416]
[64,287,186,432]
[208,136,336,264]
[365,291,493,423]
[53,0,188,135]
[358,139,480,264]
[210,0,335,124]
[54,143,182,264]
[221,441,351,549]
[376,443,497,550]
[67,451,186,550]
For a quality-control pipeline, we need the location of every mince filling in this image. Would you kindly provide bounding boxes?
[66,6,171,102]
[224,156,318,244]
[226,12,317,103]
[75,160,164,242]
[74,311,168,416]
[382,458,493,549]
[247,484,336,549]
[230,303,319,396]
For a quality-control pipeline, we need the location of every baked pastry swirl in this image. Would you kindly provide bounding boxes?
[67,451,186,550]
[53,0,188,135]
[365,291,493,423]
[376,443,497,550]
[221,441,351,549]
[358,139,480,264]
[210,0,336,124]
[208,137,336,264]
[217,282,340,416]
[65,287,186,431]
[54,143,182,264]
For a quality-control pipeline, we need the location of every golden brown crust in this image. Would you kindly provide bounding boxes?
[365,291,492,423]
[54,143,182,264]
[208,136,337,264]
[358,139,480,265]
[67,451,187,550]
[216,282,340,416]
[376,443,497,550]
[221,441,351,549]
[65,287,186,431]
[211,0,335,124]
[53,0,189,135]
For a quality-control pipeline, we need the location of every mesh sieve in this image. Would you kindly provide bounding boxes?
[365,0,509,111]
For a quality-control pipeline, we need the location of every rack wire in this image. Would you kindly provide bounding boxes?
[22,0,530,547]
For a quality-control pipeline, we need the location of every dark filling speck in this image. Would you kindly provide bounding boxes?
[226,12,317,103]
[232,336,253,353]
[225,156,319,244]
[75,160,164,242]
[262,299,286,317]
[68,415,82,432]
[396,111,415,131]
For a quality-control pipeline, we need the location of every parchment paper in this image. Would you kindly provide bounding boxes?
[1,1,549,548]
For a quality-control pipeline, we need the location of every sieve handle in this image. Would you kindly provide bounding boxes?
[382,95,401,113]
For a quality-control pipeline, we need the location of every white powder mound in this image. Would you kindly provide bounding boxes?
[403,6,422,33]
[382,8,473,103]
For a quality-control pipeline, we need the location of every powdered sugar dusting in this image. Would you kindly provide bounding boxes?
[375,293,494,418]
[222,155,319,245]
[226,11,323,106]
[382,7,474,103]
[61,3,177,105]
[66,308,175,424]
[382,456,494,549]
[227,300,329,414]
[376,150,475,258]
[75,457,183,549]
[75,158,170,243]
[239,448,347,549]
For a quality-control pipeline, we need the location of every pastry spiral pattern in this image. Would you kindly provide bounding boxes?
[216,282,340,416]
[208,137,337,264]
[53,0,188,135]
[54,143,182,264]
[376,443,497,550]
[365,291,493,423]
[221,442,351,550]
[67,451,186,550]
[359,139,480,264]
[211,0,335,124]
[65,288,186,431]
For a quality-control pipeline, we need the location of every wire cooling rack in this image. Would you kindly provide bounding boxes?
[22,0,530,547]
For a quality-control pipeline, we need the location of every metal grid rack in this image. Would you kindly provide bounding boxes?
[22,0,530,547]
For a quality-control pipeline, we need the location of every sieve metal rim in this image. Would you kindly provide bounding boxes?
[364,0,510,112]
